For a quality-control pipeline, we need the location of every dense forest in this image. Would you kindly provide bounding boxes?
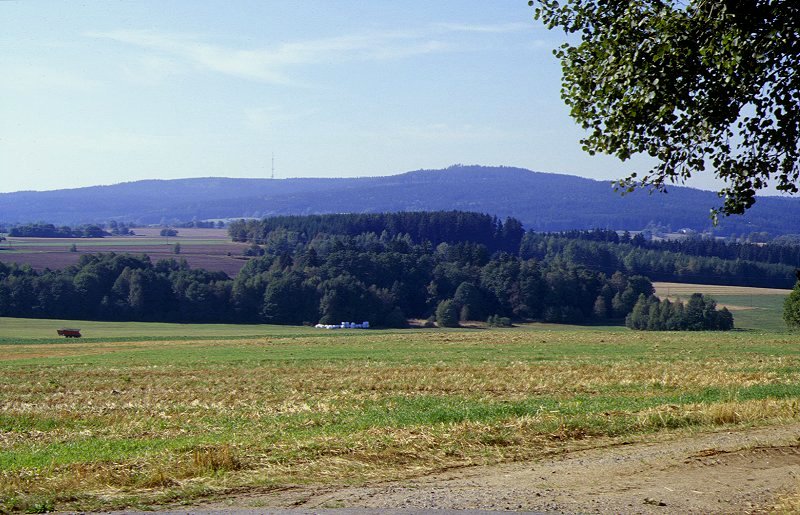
[228,212,525,253]
[5,210,797,327]
[0,255,232,322]
[0,214,653,326]
[0,245,652,326]
[233,214,797,289]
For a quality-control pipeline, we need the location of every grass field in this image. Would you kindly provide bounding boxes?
[0,317,328,342]
[653,281,790,332]
[2,317,800,512]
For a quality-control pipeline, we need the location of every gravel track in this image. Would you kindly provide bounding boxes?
[140,422,800,514]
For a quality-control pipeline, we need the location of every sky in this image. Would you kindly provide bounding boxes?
[1,0,723,194]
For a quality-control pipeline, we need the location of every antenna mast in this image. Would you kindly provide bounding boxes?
[271,154,275,180]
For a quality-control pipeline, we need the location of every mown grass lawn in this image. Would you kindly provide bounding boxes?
[1,317,800,512]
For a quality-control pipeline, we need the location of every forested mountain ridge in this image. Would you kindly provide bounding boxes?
[3,165,800,236]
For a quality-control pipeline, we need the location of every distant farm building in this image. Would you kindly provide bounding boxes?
[315,321,370,329]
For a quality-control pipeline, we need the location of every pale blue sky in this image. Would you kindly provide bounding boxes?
[1,0,708,194]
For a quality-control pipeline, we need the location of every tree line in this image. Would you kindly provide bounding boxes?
[520,232,795,289]
[6,221,142,238]
[177,220,225,229]
[8,223,108,238]
[630,234,800,269]
[228,211,525,254]
[549,227,800,268]
[0,255,232,322]
[626,293,734,331]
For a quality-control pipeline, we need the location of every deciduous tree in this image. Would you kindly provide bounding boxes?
[532,0,800,217]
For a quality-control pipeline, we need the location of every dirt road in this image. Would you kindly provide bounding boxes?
[190,423,800,514]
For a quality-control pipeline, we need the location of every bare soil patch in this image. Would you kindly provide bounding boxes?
[198,423,800,514]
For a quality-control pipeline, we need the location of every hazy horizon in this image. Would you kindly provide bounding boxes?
[1,164,734,196]
[1,1,671,194]
[0,1,760,195]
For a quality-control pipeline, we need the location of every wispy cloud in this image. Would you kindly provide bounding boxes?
[87,21,528,86]
[87,30,295,84]
[87,28,450,85]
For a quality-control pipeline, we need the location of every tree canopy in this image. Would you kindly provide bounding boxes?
[531,0,800,218]
[626,292,734,331]
[3,214,798,328]
[783,274,800,328]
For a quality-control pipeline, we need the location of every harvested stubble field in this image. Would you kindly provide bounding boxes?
[653,282,793,297]
[2,319,800,512]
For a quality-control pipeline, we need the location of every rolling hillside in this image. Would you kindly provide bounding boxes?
[2,165,799,235]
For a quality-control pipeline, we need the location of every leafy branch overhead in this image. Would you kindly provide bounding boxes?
[531,0,800,218]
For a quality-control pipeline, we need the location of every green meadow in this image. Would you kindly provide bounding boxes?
[0,316,327,342]
[713,294,788,332]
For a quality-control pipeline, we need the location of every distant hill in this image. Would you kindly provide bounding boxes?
[2,165,799,236]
